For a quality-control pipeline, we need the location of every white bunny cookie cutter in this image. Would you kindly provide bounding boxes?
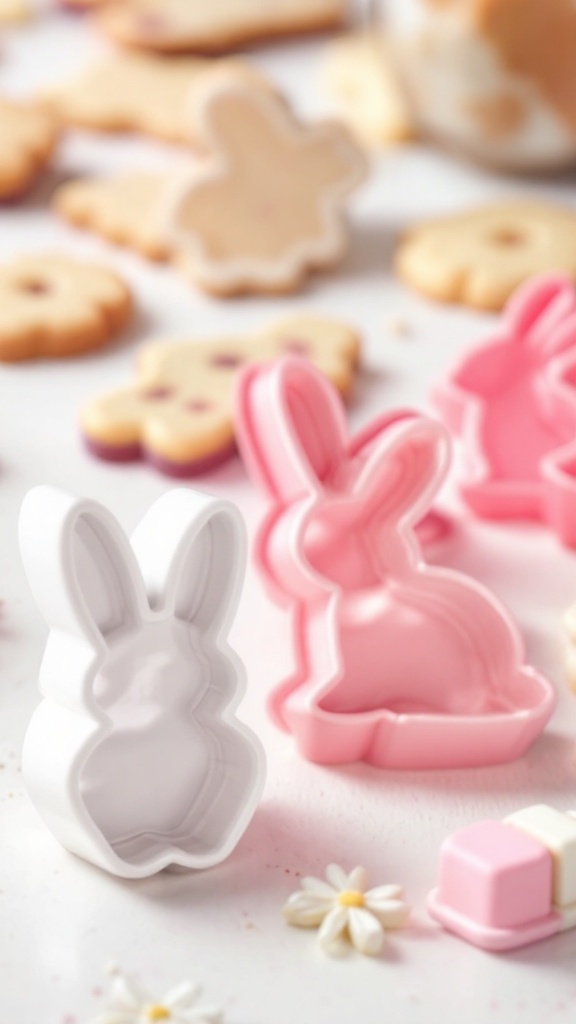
[19,486,266,878]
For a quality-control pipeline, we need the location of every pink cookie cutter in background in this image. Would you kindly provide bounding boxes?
[429,805,576,952]
[435,273,576,547]
[235,356,556,770]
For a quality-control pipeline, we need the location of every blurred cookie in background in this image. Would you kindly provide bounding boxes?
[94,0,349,54]
[0,98,59,201]
[322,32,415,146]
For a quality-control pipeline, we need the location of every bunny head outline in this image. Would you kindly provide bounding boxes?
[236,355,451,602]
[435,273,576,547]
[236,357,556,770]
[19,486,266,878]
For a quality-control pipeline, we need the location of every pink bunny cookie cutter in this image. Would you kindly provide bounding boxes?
[435,273,576,548]
[235,356,555,770]
[19,486,266,878]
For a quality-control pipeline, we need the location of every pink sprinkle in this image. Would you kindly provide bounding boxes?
[281,338,310,356]
[185,399,212,414]
[137,14,168,35]
[141,386,173,401]
[211,353,243,370]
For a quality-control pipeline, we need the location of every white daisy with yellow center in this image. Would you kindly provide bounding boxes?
[283,863,411,955]
[89,971,223,1024]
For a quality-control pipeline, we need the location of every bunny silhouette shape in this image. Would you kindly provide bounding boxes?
[19,486,266,878]
[235,356,555,769]
[436,273,576,547]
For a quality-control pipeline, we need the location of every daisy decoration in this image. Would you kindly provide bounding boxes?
[88,969,223,1024]
[283,863,411,956]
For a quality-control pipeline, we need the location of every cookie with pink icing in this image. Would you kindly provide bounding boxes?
[0,255,133,362]
[81,315,360,476]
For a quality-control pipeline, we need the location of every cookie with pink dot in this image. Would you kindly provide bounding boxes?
[81,315,360,476]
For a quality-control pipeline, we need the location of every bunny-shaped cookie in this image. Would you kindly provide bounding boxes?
[235,357,555,769]
[19,486,266,878]
[436,273,576,547]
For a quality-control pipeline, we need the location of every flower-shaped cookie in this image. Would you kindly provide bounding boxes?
[165,80,368,296]
[96,0,347,54]
[283,864,411,956]
[0,256,133,361]
[0,99,59,200]
[81,314,360,475]
[90,970,223,1024]
[396,201,576,311]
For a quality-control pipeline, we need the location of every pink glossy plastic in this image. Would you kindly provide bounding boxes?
[235,356,556,770]
[428,820,560,952]
[435,273,576,547]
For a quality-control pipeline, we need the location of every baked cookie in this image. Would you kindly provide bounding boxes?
[58,0,103,8]
[165,80,368,296]
[81,315,360,475]
[322,33,414,146]
[0,256,133,361]
[395,201,576,311]
[43,51,272,145]
[53,174,173,261]
[0,0,32,22]
[95,0,348,55]
[0,99,59,201]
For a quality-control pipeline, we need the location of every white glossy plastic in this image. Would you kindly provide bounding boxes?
[19,486,266,878]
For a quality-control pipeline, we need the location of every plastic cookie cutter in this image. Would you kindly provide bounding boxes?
[563,600,576,692]
[234,356,556,770]
[429,805,576,952]
[435,273,576,548]
[19,486,266,878]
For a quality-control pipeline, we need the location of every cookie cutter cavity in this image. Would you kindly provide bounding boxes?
[235,356,555,770]
[19,486,266,877]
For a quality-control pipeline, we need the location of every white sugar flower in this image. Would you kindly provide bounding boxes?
[283,864,411,956]
[88,970,223,1024]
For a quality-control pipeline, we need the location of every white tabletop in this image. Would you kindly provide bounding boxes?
[2,8,576,1024]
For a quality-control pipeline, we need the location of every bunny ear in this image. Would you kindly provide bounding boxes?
[506,273,576,359]
[130,489,245,635]
[197,82,288,166]
[19,487,144,649]
[354,415,450,527]
[235,356,348,503]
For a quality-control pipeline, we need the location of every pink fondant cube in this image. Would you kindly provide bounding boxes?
[437,820,552,929]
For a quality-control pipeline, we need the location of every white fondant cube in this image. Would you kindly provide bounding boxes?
[505,805,576,908]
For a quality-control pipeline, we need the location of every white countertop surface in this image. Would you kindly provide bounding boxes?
[2,7,576,1024]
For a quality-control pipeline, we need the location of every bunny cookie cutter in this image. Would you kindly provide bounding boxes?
[235,356,555,770]
[19,486,266,878]
[435,273,576,548]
